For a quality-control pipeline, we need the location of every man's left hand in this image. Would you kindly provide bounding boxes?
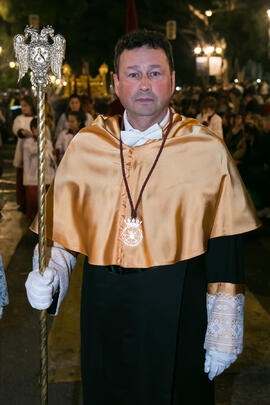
[204,349,237,380]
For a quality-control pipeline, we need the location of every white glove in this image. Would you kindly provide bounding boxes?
[204,349,237,380]
[204,292,245,380]
[25,243,76,315]
[25,266,58,310]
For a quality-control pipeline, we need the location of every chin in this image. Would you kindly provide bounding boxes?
[134,106,159,116]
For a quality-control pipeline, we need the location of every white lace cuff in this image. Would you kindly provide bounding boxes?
[204,292,245,355]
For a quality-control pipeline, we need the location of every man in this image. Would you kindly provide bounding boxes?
[25,30,259,405]
[196,96,223,139]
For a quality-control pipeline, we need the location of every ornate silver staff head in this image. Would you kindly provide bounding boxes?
[14,25,66,89]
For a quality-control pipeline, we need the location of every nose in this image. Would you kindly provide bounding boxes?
[139,74,151,91]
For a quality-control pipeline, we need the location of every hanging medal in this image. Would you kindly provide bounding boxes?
[120,110,173,247]
[121,218,143,247]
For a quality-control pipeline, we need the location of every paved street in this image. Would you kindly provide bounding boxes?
[0,142,270,405]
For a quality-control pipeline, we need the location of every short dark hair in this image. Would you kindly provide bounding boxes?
[114,29,174,76]
[67,110,83,123]
[244,123,260,138]
[201,96,217,111]
[67,110,85,130]
[30,117,37,130]
[21,95,36,115]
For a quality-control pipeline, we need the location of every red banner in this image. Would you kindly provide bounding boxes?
[126,0,139,32]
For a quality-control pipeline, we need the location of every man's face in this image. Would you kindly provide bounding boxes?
[114,46,175,123]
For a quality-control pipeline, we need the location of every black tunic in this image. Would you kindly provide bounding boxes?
[80,235,244,405]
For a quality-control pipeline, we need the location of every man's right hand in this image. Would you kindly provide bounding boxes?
[25,268,59,310]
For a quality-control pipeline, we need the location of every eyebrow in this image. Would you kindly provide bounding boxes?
[126,64,162,70]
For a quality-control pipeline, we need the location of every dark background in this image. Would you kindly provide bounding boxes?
[0,0,270,87]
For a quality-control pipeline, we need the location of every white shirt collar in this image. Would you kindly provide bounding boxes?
[123,109,170,133]
[121,109,170,147]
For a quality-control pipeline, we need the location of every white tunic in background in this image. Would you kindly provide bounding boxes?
[55,112,93,139]
[12,114,52,168]
[12,115,33,168]
[23,137,56,186]
[55,129,74,161]
[196,112,223,139]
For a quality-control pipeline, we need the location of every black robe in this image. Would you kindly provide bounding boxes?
[80,234,244,405]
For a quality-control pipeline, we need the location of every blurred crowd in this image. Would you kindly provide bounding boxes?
[0,80,270,223]
[172,80,270,217]
[0,91,97,221]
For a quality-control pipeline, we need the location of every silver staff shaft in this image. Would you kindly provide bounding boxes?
[14,26,66,405]
[37,87,48,405]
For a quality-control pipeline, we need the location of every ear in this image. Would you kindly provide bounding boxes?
[113,73,120,98]
[171,71,176,96]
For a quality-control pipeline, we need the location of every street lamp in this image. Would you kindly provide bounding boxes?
[194,44,223,86]
[204,46,215,56]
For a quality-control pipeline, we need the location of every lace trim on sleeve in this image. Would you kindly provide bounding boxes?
[204,292,245,355]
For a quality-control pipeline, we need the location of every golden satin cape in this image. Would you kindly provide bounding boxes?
[31,113,260,268]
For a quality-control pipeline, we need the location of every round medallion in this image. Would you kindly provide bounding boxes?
[121,217,143,247]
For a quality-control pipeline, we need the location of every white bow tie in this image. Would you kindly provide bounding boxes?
[121,124,163,147]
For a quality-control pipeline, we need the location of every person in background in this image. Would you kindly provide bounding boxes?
[23,118,56,221]
[55,94,93,139]
[225,113,245,161]
[0,208,9,319]
[81,94,95,118]
[239,123,270,216]
[222,112,234,140]
[45,96,55,139]
[196,96,223,139]
[55,111,83,163]
[12,96,36,212]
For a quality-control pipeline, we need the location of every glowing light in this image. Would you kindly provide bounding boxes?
[194,47,202,55]
[215,47,222,55]
[175,86,182,91]
[0,46,2,55]
[256,78,262,83]
[9,61,16,68]
[63,81,67,86]
[205,10,213,17]
[50,75,56,83]
[234,78,239,84]
[55,79,61,85]
[204,46,214,55]
[267,9,270,19]
[31,86,36,91]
